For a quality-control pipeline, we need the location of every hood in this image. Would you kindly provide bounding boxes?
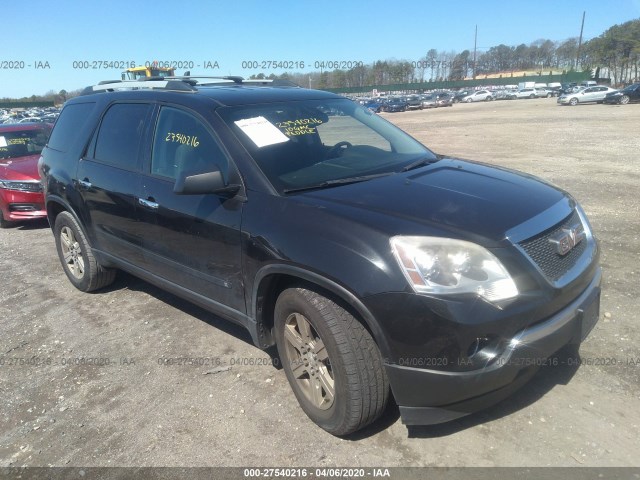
[0,154,41,181]
[296,158,568,244]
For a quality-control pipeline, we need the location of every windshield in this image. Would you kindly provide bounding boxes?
[149,68,174,77]
[218,98,434,193]
[0,127,51,160]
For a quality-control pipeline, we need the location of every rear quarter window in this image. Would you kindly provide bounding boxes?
[47,102,96,152]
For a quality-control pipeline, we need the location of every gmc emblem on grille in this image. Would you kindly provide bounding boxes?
[549,223,586,256]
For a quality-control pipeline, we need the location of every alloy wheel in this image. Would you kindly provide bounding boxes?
[282,312,335,410]
[60,226,85,279]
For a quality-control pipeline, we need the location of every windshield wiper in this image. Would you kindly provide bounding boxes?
[401,155,442,172]
[283,172,393,194]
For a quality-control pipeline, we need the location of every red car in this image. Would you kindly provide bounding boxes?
[0,123,52,227]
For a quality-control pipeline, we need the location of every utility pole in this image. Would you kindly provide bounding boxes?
[576,11,586,70]
[473,24,477,79]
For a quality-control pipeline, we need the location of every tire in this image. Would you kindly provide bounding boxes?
[529,94,535,99]
[274,287,389,436]
[569,97,578,106]
[620,95,630,105]
[54,211,116,292]
[546,93,552,98]
[0,211,14,228]
[466,98,473,103]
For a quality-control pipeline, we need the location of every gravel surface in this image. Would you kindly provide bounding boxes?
[1,98,638,467]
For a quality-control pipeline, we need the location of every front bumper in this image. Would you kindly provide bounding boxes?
[0,189,46,222]
[386,266,602,425]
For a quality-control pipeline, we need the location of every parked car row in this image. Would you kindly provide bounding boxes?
[0,107,61,125]
[355,83,577,111]
[358,92,455,113]
[451,82,636,107]
[365,80,640,112]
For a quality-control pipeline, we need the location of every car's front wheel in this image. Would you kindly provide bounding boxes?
[620,95,630,105]
[274,287,389,436]
[54,211,116,292]
[569,97,579,106]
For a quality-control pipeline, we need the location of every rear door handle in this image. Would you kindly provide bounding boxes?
[138,197,159,209]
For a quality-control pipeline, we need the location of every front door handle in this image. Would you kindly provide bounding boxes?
[78,179,92,190]
[138,197,159,209]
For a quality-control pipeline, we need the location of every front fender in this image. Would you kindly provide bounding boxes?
[251,263,392,361]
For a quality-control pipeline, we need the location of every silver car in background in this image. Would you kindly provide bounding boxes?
[461,90,494,102]
[557,85,619,106]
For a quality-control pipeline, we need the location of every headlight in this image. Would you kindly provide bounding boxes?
[390,236,518,302]
[0,179,43,192]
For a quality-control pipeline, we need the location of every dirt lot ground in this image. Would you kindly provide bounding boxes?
[1,98,639,468]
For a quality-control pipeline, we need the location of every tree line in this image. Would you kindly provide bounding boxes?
[2,18,638,102]
[255,18,640,89]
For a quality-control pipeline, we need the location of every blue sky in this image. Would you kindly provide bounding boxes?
[3,0,640,98]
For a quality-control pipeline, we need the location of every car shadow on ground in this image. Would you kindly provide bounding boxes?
[405,346,581,438]
[95,271,581,441]
[101,270,257,346]
[3,218,50,230]
[341,347,581,440]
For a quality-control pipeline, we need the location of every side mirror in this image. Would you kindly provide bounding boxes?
[173,168,240,196]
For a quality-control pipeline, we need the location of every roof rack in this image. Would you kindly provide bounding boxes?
[80,75,300,96]
[81,79,197,95]
[167,75,300,88]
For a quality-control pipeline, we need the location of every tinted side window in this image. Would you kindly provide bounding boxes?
[47,102,95,152]
[94,103,150,170]
[151,106,229,181]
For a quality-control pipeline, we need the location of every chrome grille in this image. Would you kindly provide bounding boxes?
[518,210,587,282]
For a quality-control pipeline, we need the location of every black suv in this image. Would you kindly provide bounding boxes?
[40,76,601,435]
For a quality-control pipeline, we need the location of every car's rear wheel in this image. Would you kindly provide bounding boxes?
[620,95,630,105]
[274,287,389,436]
[54,211,116,292]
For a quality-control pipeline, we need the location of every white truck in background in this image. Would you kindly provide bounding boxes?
[518,81,536,90]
